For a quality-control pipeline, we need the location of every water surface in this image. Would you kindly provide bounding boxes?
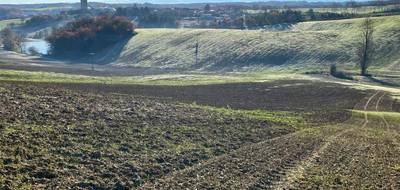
[22,39,50,55]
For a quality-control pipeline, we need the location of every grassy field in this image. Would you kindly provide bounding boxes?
[114,15,400,72]
[0,19,24,30]
[0,68,310,85]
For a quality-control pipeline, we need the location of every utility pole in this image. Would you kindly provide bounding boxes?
[242,14,248,30]
[89,52,95,71]
[195,35,199,65]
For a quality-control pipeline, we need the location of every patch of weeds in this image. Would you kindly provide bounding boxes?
[311,172,350,187]
[191,104,306,127]
[0,122,54,134]
[21,94,37,101]
[352,110,400,122]
[166,140,201,154]
[27,125,54,133]
[0,122,20,135]
[0,87,8,93]
[393,164,400,172]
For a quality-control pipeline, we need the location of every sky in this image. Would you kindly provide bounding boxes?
[3,0,261,4]
[0,0,356,5]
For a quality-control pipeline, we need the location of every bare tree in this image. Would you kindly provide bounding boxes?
[346,0,358,14]
[356,17,374,76]
[0,27,22,52]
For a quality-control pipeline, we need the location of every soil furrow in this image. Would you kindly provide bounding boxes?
[269,90,382,189]
[362,91,381,127]
[375,92,391,129]
[270,129,350,190]
[143,91,380,189]
[142,129,331,189]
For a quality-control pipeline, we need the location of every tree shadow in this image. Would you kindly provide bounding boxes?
[42,37,132,65]
[366,75,400,87]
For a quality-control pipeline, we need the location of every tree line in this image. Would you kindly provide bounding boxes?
[115,6,196,27]
[113,5,377,29]
[227,9,355,29]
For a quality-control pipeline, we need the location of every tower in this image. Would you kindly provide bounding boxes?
[81,0,88,12]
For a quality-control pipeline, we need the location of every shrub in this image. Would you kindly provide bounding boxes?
[330,64,353,80]
[47,15,135,57]
[330,64,337,75]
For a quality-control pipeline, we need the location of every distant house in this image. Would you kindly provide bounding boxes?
[178,17,200,28]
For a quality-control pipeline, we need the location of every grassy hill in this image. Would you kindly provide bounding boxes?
[114,15,400,72]
[0,19,23,30]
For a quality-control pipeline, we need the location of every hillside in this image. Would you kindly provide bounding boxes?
[0,19,22,30]
[114,15,400,71]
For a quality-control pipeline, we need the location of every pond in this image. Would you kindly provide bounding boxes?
[22,38,50,55]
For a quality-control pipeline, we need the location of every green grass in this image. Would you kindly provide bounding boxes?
[0,87,7,93]
[352,110,400,122]
[0,19,23,30]
[0,68,312,85]
[191,104,307,127]
[114,15,400,72]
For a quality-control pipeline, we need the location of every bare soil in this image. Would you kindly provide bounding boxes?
[0,81,292,189]
[0,80,398,189]
[20,80,369,124]
[144,90,400,190]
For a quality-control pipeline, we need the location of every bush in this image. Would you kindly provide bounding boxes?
[329,64,337,75]
[47,15,135,57]
[330,64,353,80]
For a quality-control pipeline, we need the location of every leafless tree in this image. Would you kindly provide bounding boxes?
[0,27,22,52]
[356,17,374,76]
[346,0,358,14]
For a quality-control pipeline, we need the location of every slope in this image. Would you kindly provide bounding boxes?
[114,15,400,71]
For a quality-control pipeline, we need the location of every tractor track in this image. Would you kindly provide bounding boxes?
[269,91,383,190]
[362,91,381,127]
[269,129,350,190]
[144,90,387,190]
[375,92,391,129]
[142,130,328,189]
